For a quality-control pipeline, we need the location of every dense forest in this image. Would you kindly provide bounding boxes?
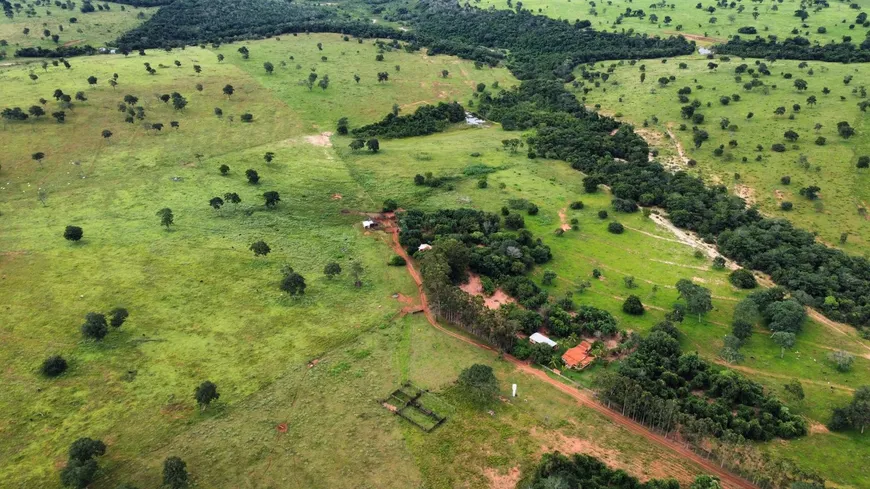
[411,0,694,80]
[352,102,465,138]
[114,0,410,50]
[598,330,807,443]
[718,35,870,63]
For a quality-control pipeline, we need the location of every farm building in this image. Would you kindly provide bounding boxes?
[529,332,557,348]
[362,220,377,229]
[418,243,433,252]
[562,341,595,369]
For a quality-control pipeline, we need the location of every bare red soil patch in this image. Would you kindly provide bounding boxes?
[459,273,515,309]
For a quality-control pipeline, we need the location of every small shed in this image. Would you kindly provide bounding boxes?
[363,220,377,229]
[529,332,557,348]
[562,341,595,369]
[418,243,433,252]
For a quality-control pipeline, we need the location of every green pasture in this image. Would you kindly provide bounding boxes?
[0,4,156,52]
[0,36,705,488]
[212,32,516,132]
[3,32,870,488]
[475,0,868,45]
[573,54,870,253]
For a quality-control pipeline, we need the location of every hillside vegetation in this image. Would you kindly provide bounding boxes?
[3,0,870,487]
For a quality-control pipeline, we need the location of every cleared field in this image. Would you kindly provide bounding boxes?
[475,0,868,45]
[0,4,157,52]
[572,54,870,254]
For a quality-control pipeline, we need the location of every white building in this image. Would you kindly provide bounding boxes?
[529,332,557,348]
[418,243,433,252]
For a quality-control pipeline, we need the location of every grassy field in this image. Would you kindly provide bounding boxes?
[211,33,516,132]
[0,4,157,52]
[569,54,870,254]
[337,125,870,487]
[475,0,868,45]
[0,34,723,488]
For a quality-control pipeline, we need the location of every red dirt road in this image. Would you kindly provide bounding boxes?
[383,223,757,489]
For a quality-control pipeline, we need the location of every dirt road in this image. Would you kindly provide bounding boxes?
[382,221,758,489]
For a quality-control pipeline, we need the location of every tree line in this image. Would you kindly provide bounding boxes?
[717,35,870,63]
[351,101,465,139]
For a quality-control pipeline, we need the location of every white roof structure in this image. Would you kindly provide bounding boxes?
[698,47,713,55]
[418,243,433,251]
[529,332,557,348]
[362,220,375,228]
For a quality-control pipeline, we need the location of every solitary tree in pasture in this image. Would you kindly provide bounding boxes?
[194,381,220,410]
[263,191,281,208]
[64,225,83,241]
[81,312,108,340]
[280,268,307,295]
[209,197,224,211]
[163,456,189,489]
[324,262,342,279]
[109,308,129,328]
[675,279,712,321]
[156,208,174,228]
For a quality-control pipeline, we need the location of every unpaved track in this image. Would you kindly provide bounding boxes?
[382,221,757,489]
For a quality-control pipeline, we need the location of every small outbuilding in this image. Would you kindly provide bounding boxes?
[363,220,377,229]
[418,243,433,252]
[529,332,557,348]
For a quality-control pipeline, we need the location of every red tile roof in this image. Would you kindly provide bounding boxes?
[562,341,595,369]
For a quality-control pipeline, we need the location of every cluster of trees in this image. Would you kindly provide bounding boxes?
[60,438,106,488]
[351,102,465,139]
[81,308,129,341]
[829,386,870,433]
[16,45,99,58]
[59,436,189,489]
[599,327,808,442]
[403,208,552,351]
[524,452,684,489]
[399,208,551,281]
[718,219,870,327]
[726,287,807,362]
[718,35,870,63]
